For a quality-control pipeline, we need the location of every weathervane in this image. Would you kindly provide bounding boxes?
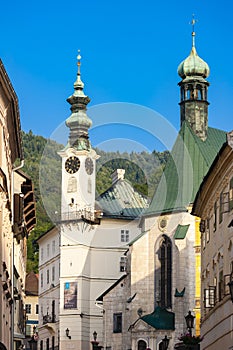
[190,14,198,47]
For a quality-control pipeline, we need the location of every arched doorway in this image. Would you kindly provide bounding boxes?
[0,342,7,350]
[138,339,147,350]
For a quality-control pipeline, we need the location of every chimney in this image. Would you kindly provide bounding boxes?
[111,169,125,185]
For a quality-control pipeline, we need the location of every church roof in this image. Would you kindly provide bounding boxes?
[141,306,175,330]
[144,121,226,216]
[96,178,149,219]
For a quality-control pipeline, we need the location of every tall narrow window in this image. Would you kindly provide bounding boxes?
[88,178,92,193]
[120,256,127,272]
[52,300,55,322]
[159,235,172,308]
[219,192,224,223]
[41,273,43,288]
[52,266,55,281]
[218,270,224,301]
[52,336,55,350]
[52,240,55,254]
[41,247,44,262]
[213,202,217,231]
[230,177,233,211]
[113,313,122,333]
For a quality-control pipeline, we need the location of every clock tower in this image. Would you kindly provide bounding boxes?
[59,52,99,223]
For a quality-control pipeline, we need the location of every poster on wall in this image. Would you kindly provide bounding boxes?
[64,282,77,309]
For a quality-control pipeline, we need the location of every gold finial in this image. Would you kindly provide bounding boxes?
[77,49,81,74]
[190,14,198,47]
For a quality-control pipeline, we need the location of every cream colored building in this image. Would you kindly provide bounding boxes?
[0,59,36,350]
[37,226,60,350]
[25,272,39,349]
[192,131,233,349]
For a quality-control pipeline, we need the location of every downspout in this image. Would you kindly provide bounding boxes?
[11,159,24,350]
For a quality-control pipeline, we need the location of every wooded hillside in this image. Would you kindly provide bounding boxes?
[22,130,169,272]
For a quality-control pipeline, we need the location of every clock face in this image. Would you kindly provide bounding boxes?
[65,156,80,174]
[85,157,94,175]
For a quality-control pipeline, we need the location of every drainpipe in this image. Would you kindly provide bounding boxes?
[11,160,24,350]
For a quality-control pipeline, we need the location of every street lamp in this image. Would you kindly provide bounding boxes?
[161,335,169,350]
[66,328,71,339]
[185,311,195,336]
[93,331,97,342]
[228,273,233,303]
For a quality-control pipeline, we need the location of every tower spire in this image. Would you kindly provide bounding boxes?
[65,51,92,150]
[190,14,197,48]
[74,50,84,92]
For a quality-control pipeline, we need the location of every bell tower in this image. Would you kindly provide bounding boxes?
[177,17,210,141]
[58,51,99,222]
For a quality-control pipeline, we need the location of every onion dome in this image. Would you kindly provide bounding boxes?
[66,51,92,150]
[178,32,210,79]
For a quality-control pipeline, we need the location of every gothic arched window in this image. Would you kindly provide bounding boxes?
[159,235,172,308]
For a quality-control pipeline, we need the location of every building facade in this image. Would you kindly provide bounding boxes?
[0,59,36,350]
[37,226,60,350]
[192,131,233,349]
[25,271,39,349]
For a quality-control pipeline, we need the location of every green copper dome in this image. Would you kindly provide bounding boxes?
[178,46,210,79]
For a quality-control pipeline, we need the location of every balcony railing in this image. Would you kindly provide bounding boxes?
[43,314,56,324]
[61,208,103,225]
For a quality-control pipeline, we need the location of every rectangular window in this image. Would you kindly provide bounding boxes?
[113,313,122,333]
[206,219,210,243]
[25,304,31,314]
[41,273,43,288]
[41,247,44,261]
[52,240,55,254]
[52,336,55,350]
[36,304,39,314]
[40,340,43,350]
[47,270,49,284]
[219,192,223,223]
[218,270,224,301]
[46,338,49,350]
[204,286,216,308]
[120,256,127,272]
[213,202,217,231]
[230,177,233,211]
[26,324,31,337]
[52,266,55,281]
[47,244,50,258]
[121,230,129,242]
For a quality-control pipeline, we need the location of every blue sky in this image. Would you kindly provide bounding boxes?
[1,1,233,152]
